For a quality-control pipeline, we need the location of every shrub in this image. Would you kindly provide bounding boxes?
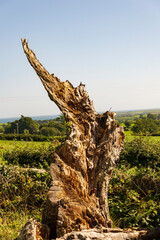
[108,166,160,228]
[109,137,160,228]
[120,137,160,169]
[0,165,51,212]
[3,144,56,169]
[0,165,51,239]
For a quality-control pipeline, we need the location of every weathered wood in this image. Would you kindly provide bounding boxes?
[21,39,125,239]
[16,218,50,240]
[55,228,148,240]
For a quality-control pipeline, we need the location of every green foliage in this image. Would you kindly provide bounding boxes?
[3,143,56,169]
[40,126,61,136]
[4,116,38,134]
[0,165,51,239]
[0,211,39,240]
[18,116,39,134]
[0,165,51,210]
[124,120,132,130]
[115,109,160,123]
[131,118,159,136]
[3,114,69,139]
[109,137,160,228]
[120,137,160,169]
[0,133,66,142]
[147,113,157,120]
[109,166,160,228]
[1,111,160,234]
[39,116,69,137]
[0,126,4,133]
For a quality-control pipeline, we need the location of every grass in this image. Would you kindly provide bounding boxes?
[124,131,160,142]
[0,210,41,240]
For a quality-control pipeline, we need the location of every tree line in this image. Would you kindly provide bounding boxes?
[1,113,160,137]
[0,115,69,137]
[121,113,160,136]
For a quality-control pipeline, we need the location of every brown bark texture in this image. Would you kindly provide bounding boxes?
[15,218,50,240]
[21,39,125,239]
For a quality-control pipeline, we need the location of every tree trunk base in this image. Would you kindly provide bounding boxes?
[17,221,160,240]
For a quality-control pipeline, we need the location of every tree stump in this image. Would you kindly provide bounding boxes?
[21,39,125,239]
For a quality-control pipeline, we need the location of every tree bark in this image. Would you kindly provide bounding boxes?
[21,39,125,239]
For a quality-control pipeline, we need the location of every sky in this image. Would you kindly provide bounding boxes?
[0,0,160,118]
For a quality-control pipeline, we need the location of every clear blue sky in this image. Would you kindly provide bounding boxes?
[0,0,160,118]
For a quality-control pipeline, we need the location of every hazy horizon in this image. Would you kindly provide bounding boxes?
[1,107,160,121]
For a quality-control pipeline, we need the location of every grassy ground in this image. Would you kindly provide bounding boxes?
[0,210,41,240]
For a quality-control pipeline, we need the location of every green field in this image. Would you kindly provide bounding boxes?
[116,108,160,122]
[123,130,160,142]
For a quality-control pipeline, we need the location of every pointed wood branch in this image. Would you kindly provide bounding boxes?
[21,38,96,122]
[21,39,125,239]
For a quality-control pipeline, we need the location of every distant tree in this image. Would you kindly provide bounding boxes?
[0,126,4,133]
[4,116,38,134]
[40,126,60,136]
[39,116,68,136]
[18,116,38,134]
[132,118,159,135]
[124,120,131,129]
[139,114,145,119]
[147,113,157,120]
[4,121,19,134]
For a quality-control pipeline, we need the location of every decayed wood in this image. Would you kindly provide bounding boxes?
[16,218,50,240]
[21,39,125,239]
[55,227,148,240]
[16,223,148,240]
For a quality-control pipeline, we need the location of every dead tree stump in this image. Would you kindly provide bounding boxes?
[21,39,125,239]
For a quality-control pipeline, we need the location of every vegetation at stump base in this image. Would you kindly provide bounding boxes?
[108,137,160,229]
[0,165,51,239]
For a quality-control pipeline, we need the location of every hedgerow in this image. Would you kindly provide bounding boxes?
[0,133,66,142]
[3,143,56,169]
